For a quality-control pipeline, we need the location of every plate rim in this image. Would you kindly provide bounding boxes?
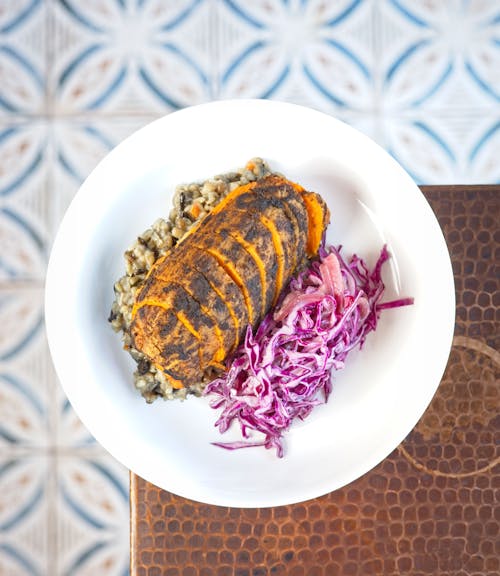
[45,99,455,507]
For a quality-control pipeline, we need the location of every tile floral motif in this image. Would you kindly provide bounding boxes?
[0,0,47,115]
[1,451,129,576]
[0,122,49,280]
[465,118,499,183]
[51,118,153,185]
[378,0,499,111]
[0,455,51,575]
[51,0,213,113]
[57,452,129,576]
[0,288,51,448]
[50,118,154,234]
[384,114,500,185]
[376,0,500,183]
[56,389,96,448]
[216,0,375,111]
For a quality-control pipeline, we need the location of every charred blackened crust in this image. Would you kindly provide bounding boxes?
[130,174,329,389]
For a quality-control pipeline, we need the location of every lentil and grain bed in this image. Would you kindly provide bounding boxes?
[108,158,274,402]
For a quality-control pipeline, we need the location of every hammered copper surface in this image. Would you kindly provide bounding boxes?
[131,186,500,576]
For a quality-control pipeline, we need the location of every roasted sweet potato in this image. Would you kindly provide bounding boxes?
[210,210,279,313]
[130,174,329,389]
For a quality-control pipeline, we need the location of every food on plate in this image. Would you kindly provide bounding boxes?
[109,158,412,458]
[109,159,315,401]
[206,244,414,457]
[130,174,329,390]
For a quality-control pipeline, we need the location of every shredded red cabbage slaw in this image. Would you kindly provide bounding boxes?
[204,244,413,457]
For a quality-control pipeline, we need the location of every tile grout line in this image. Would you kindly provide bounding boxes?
[47,449,59,576]
[0,280,45,290]
[44,0,52,118]
[45,3,59,573]
[1,107,498,123]
[45,0,58,259]
[210,0,220,100]
[372,0,384,146]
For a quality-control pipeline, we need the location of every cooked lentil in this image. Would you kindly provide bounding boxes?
[109,158,274,402]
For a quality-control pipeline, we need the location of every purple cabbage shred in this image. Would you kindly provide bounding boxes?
[204,244,413,457]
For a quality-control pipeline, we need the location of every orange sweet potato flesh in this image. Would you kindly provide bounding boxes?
[130,174,329,390]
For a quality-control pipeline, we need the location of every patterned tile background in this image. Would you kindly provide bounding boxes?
[0,0,498,573]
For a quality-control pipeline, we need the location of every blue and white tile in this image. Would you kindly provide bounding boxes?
[55,385,97,448]
[56,452,129,576]
[464,116,500,184]
[0,121,50,280]
[429,113,500,184]
[50,117,154,228]
[215,0,376,111]
[376,0,500,112]
[382,114,458,184]
[0,0,47,115]
[50,0,213,114]
[0,454,52,575]
[0,287,52,449]
[382,113,500,185]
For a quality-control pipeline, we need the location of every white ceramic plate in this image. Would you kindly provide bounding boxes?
[45,100,454,507]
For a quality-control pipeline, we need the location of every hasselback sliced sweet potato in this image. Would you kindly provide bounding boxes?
[133,245,249,374]
[192,231,263,324]
[132,306,201,388]
[136,252,236,355]
[301,190,330,256]
[229,177,309,304]
[181,246,250,350]
[130,174,329,390]
[133,283,225,371]
[197,204,295,316]
[211,210,279,314]
[169,267,236,355]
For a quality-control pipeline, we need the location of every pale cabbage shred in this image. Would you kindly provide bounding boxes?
[204,243,413,457]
